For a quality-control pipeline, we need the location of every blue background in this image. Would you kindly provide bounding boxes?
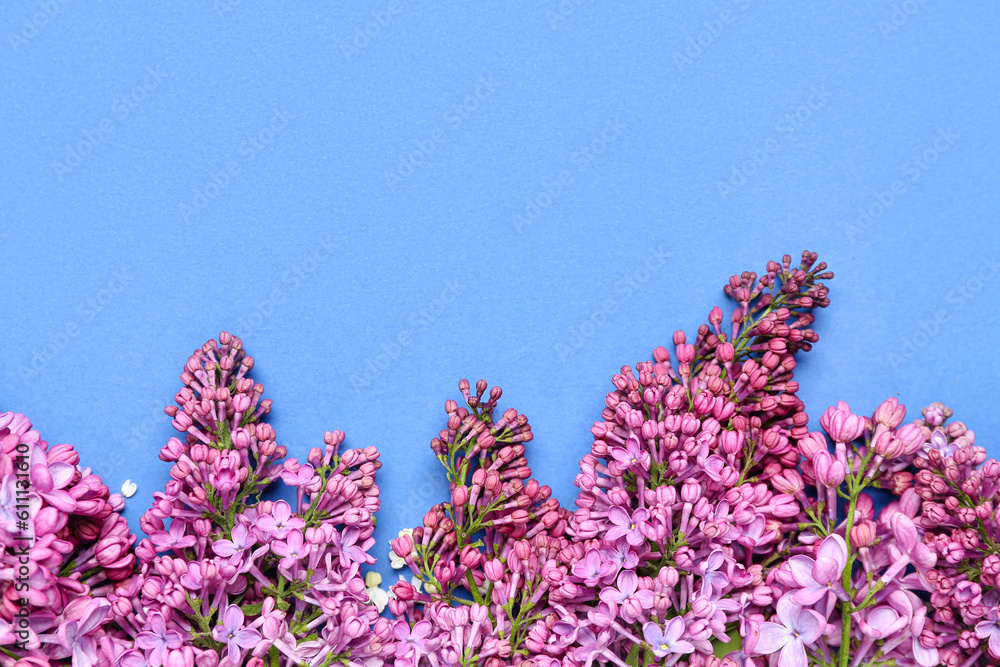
[2,2,999,586]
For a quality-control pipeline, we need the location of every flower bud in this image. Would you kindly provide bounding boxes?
[484,558,504,582]
[451,486,469,507]
[874,398,907,428]
[392,534,413,558]
[820,402,866,442]
[460,546,482,569]
[850,520,877,547]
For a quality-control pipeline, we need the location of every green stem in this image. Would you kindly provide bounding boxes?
[838,487,858,667]
[838,446,875,667]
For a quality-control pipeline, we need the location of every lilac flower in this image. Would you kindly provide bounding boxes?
[598,570,654,623]
[120,334,393,665]
[923,428,959,458]
[393,620,433,660]
[755,595,825,667]
[365,571,390,613]
[785,533,848,605]
[0,474,22,532]
[605,505,648,546]
[700,454,727,482]
[572,548,615,586]
[332,525,370,565]
[280,461,316,487]
[908,604,939,667]
[572,626,616,666]
[643,618,695,664]
[29,448,77,512]
[149,520,197,552]
[272,529,308,570]
[135,612,184,666]
[599,542,639,574]
[211,605,261,659]
[976,607,1000,658]
[700,550,730,599]
[212,522,255,559]
[881,514,936,582]
[858,604,908,640]
[735,515,775,553]
[53,600,111,667]
[255,500,304,539]
[610,433,651,472]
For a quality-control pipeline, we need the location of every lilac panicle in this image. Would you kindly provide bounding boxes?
[107,333,394,667]
[0,412,136,666]
[389,379,579,666]
[559,251,832,666]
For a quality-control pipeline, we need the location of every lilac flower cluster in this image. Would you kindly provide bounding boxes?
[763,398,943,667]
[0,412,136,666]
[388,379,579,666]
[106,333,394,667]
[908,404,1000,666]
[547,252,832,666]
[7,254,1000,667]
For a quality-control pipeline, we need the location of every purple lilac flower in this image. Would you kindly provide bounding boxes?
[755,595,825,667]
[977,608,1000,659]
[112,333,394,666]
[255,499,304,539]
[605,506,648,547]
[212,605,261,659]
[598,570,654,623]
[148,520,197,552]
[135,612,183,666]
[642,618,694,664]
[785,533,848,605]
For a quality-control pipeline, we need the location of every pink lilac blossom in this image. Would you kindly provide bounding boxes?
[106,333,394,667]
[759,398,956,667]
[7,254,1000,667]
[554,252,832,666]
[908,403,1000,666]
[388,379,579,666]
[0,412,136,666]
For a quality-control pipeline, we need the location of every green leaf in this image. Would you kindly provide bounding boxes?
[625,641,643,666]
[712,629,742,658]
[241,602,263,617]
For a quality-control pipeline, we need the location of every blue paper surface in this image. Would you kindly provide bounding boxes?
[2,2,999,585]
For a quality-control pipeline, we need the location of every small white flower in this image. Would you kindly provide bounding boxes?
[388,528,415,570]
[121,480,137,498]
[364,571,389,613]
